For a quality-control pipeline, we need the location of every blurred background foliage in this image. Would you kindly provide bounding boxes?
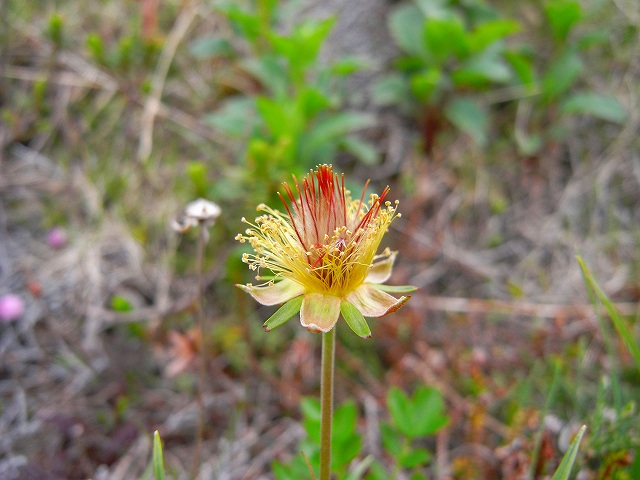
[1,0,639,478]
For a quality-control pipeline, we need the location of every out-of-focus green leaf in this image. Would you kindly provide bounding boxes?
[111,295,132,312]
[241,56,288,98]
[414,0,450,19]
[189,37,234,58]
[389,5,428,59]
[186,162,208,197]
[410,68,442,103]
[371,74,410,106]
[560,92,627,124]
[545,0,581,43]
[301,112,375,159]
[504,50,536,90]
[541,49,583,101]
[341,136,378,166]
[203,97,256,138]
[452,47,513,86]
[423,17,468,64]
[387,387,414,437]
[411,386,449,437]
[444,98,488,145]
[468,19,521,53]
[330,56,371,76]
[398,447,432,468]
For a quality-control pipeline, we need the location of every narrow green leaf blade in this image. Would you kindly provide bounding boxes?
[577,257,640,369]
[340,301,372,338]
[263,296,303,332]
[551,425,587,480]
[153,430,166,480]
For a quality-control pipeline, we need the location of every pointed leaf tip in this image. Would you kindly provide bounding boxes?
[262,296,303,332]
[340,300,372,338]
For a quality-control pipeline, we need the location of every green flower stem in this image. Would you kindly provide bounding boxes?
[320,327,336,480]
[192,225,207,479]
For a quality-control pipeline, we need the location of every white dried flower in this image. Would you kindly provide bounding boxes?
[172,198,221,234]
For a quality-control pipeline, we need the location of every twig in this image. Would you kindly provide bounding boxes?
[138,4,199,163]
[413,295,640,319]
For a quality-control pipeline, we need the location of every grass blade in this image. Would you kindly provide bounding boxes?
[576,256,640,370]
[153,430,167,480]
[551,425,587,480]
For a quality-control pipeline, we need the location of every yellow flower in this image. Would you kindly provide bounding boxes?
[235,164,414,338]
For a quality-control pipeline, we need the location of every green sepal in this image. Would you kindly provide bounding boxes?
[371,284,417,293]
[263,296,303,332]
[340,300,372,339]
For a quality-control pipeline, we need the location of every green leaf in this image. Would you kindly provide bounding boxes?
[380,423,403,456]
[387,387,414,437]
[301,112,375,162]
[242,55,288,99]
[186,162,208,197]
[301,397,322,443]
[330,56,371,76]
[263,296,303,332]
[544,0,581,43]
[153,431,166,480]
[452,47,513,86]
[423,17,468,64]
[444,98,488,145]
[189,37,234,58]
[296,87,332,120]
[550,425,586,480]
[504,50,536,90]
[341,136,378,166]
[398,447,432,468]
[409,68,441,103]
[414,0,450,19]
[468,19,521,53]
[541,49,583,101]
[411,386,449,437]
[372,284,417,293]
[224,5,261,44]
[371,74,410,106]
[111,295,132,312]
[389,5,428,58]
[340,301,372,338]
[256,97,298,138]
[560,92,627,124]
[203,97,256,138]
[333,401,358,442]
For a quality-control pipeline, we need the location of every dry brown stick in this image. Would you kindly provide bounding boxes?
[413,295,640,319]
[138,4,200,163]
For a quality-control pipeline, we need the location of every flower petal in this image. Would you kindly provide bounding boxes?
[345,284,409,318]
[300,293,341,333]
[236,279,305,306]
[365,252,397,284]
